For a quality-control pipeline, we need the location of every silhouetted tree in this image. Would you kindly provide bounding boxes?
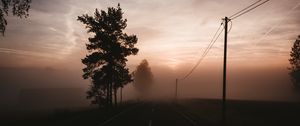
[133,59,153,98]
[78,4,138,107]
[289,35,300,89]
[113,65,132,106]
[0,0,31,35]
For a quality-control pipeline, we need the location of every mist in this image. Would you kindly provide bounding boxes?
[146,61,300,102]
[1,59,299,113]
[0,67,89,112]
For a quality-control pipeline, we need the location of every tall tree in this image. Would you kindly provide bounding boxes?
[289,35,300,89]
[0,0,31,35]
[133,59,153,98]
[113,64,132,105]
[78,4,138,107]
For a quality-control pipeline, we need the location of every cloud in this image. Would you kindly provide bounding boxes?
[0,47,56,58]
[30,0,71,14]
[1,0,300,69]
[1,0,300,104]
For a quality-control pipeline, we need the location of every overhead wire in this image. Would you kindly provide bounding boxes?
[230,0,270,20]
[228,20,233,33]
[254,1,300,46]
[179,21,224,80]
[178,0,270,81]
[229,0,263,18]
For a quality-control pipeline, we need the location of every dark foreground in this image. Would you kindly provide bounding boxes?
[2,99,300,126]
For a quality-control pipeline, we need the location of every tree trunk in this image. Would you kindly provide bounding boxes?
[120,87,122,104]
[109,83,113,107]
[106,83,109,107]
[108,83,111,107]
[114,87,117,106]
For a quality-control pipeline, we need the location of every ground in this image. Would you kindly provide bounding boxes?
[2,99,300,126]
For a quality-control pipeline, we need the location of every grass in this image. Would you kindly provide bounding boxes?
[1,101,137,126]
[3,99,300,126]
[178,98,300,126]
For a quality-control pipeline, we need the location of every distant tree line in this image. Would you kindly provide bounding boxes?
[78,4,138,108]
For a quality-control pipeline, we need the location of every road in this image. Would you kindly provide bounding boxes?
[98,102,212,126]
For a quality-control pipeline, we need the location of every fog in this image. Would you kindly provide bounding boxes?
[0,0,299,113]
[1,60,299,112]
[148,62,300,102]
[0,67,89,111]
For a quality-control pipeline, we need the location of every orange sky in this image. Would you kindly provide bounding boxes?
[0,0,299,70]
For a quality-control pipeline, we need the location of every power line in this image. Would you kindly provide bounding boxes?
[203,28,224,61]
[228,20,233,33]
[178,0,269,81]
[253,1,300,47]
[229,0,263,18]
[231,0,270,20]
[175,0,271,123]
[180,21,224,80]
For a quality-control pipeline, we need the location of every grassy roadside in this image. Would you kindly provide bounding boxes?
[1,101,139,126]
[177,99,300,126]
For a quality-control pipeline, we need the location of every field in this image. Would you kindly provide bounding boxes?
[2,99,300,126]
[178,99,300,126]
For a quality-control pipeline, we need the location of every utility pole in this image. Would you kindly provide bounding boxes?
[222,16,229,125]
[175,78,178,102]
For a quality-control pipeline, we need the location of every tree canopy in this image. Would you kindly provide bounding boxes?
[78,4,138,107]
[289,35,300,89]
[0,0,31,35]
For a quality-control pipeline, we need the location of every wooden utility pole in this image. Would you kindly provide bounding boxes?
[175,78,178,102]
[222,16,229,125]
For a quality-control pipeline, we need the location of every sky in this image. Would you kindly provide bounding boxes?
[0,0,300,109]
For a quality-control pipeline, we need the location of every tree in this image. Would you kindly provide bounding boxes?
[78,4,138,107]
[133,59,153,98]
[289,35,300,89]
[113,64,132,105]
[0,0,31,35]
